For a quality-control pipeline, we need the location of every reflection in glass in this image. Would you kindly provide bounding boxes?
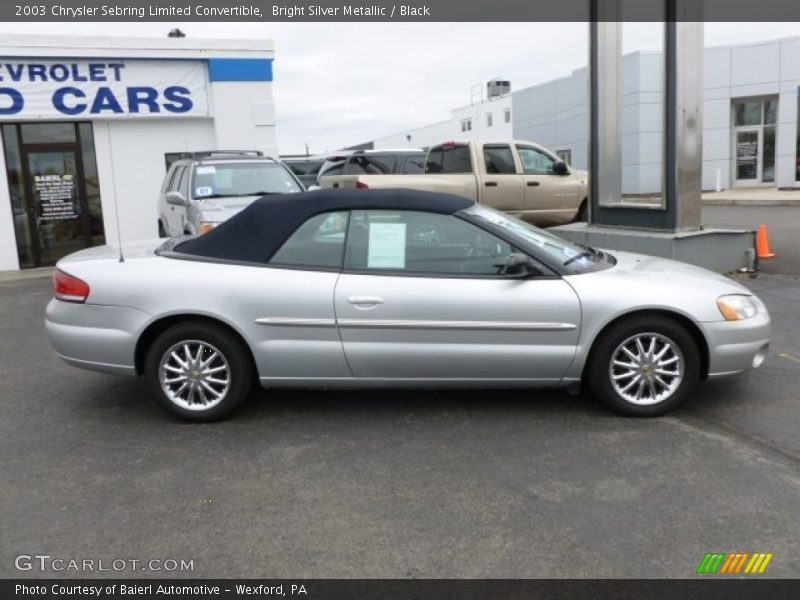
[79,123,106,247]
[764,100,777,126]
[734,101,762,126]
[736,131,759,180]
[20,123,76,145]
[2,125,34,268]
[763,126,776,183]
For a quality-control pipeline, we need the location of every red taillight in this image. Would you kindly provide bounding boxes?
[53,269,90,303]
[355,181,369,190]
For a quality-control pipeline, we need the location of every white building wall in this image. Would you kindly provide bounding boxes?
[377,38,800,195]
[373,95,512,149]
[209,83,277,157]
[93,119,217,245]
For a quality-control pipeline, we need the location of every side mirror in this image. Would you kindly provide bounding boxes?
[166,191,188,206]
[503,252,541,277]
[553,160,569,176]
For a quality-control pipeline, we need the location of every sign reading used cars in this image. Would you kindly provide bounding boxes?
[0,59,209,119]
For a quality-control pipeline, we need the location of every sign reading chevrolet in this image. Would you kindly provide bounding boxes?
[0,59,209,119]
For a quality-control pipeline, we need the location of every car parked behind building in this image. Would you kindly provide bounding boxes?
[157,151,304,237]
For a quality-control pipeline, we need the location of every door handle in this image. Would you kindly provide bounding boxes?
[527,181,541,187]
[348,296,384,306]
[485,181,498,187]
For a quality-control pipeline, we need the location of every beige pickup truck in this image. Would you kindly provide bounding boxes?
[319,140,588,226]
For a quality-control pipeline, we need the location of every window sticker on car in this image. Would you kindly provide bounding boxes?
[195,166,216,175]
[195,186,213,197]
[368,223,406,269]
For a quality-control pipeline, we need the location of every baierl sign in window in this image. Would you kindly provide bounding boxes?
[0,59,209,119]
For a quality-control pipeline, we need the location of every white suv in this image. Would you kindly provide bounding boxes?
[157,151,304,237]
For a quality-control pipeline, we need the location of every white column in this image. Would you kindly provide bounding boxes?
[0,133,21,271]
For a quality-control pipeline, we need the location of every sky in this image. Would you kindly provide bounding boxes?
[0,21,798,154]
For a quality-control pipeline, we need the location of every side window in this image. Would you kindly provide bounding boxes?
[176,166,189,197]
[269,211,349,269]
[166,165,182,192]
[483,145,516,175]
[517,146,556,176]
[426,145,472,174]
[344,210,516,276]
[347,155,395,175]
[402,155,425,174]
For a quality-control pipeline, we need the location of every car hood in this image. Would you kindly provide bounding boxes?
[565,249,754,323]
[196,195,261,223]
[605,250,749,292]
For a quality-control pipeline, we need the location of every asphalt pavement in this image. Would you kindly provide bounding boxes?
[1,205,798,579]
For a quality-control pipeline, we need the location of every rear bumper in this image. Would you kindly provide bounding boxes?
[700,310,771,379]
[45,299,151,377]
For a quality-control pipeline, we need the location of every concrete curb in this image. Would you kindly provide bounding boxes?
[0,267,52,284]
[702,199,800,206]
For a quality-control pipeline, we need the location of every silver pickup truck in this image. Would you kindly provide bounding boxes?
[319,140,588,226]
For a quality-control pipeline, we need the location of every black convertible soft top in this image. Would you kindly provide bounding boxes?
[174,188,475,264]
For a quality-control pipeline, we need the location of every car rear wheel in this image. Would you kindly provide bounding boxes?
[144,322,253,421]
[587,316,700,416]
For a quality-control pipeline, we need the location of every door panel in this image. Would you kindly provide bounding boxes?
[334,274,581,381]
[234,267,349,381]
[517,145,579,224]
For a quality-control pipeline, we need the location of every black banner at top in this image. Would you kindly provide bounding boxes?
[3,0,800,22]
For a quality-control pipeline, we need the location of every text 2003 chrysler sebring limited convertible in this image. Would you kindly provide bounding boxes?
[46,190,771,421]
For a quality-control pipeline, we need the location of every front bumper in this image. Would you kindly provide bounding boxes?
[700,309,771,379]
[45,299,151,377]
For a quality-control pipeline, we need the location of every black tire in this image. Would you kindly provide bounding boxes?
[587,315,700,417]
[575,199,588,222]
[158,220,167,238]
[144,321,254,422]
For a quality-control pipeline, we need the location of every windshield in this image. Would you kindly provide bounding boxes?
[192,162,302,199]
[463,204,606,273]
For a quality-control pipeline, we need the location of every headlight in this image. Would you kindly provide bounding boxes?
[717,294,758,321]
[198,222,216,235]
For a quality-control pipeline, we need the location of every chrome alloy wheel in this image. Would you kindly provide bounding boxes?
[609,333,684,406]
[158,340,231,411]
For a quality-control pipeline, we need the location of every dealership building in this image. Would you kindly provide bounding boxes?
[374,36,800,196]
[0,34,276,272]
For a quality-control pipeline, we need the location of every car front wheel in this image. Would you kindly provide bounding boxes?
[587,316,700,416]
[144,322,254,421]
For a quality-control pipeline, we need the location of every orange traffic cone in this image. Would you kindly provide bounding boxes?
[756,224,776,259]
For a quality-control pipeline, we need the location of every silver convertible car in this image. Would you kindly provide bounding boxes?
[46,189,770,421]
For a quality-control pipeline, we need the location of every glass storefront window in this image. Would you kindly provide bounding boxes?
[78,123,105,248]
[2,122,105,268]
[1,125,35,268]
[763,126,776,183]
[796,96,800,182]
[20,123,76,145]
[734,101,762,126]
[764,100,777,125]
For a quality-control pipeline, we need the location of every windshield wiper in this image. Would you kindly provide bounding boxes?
[245,191,281,196]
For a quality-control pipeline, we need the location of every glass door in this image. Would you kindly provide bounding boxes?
[734,128,761,185]
[22,148,91,267]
